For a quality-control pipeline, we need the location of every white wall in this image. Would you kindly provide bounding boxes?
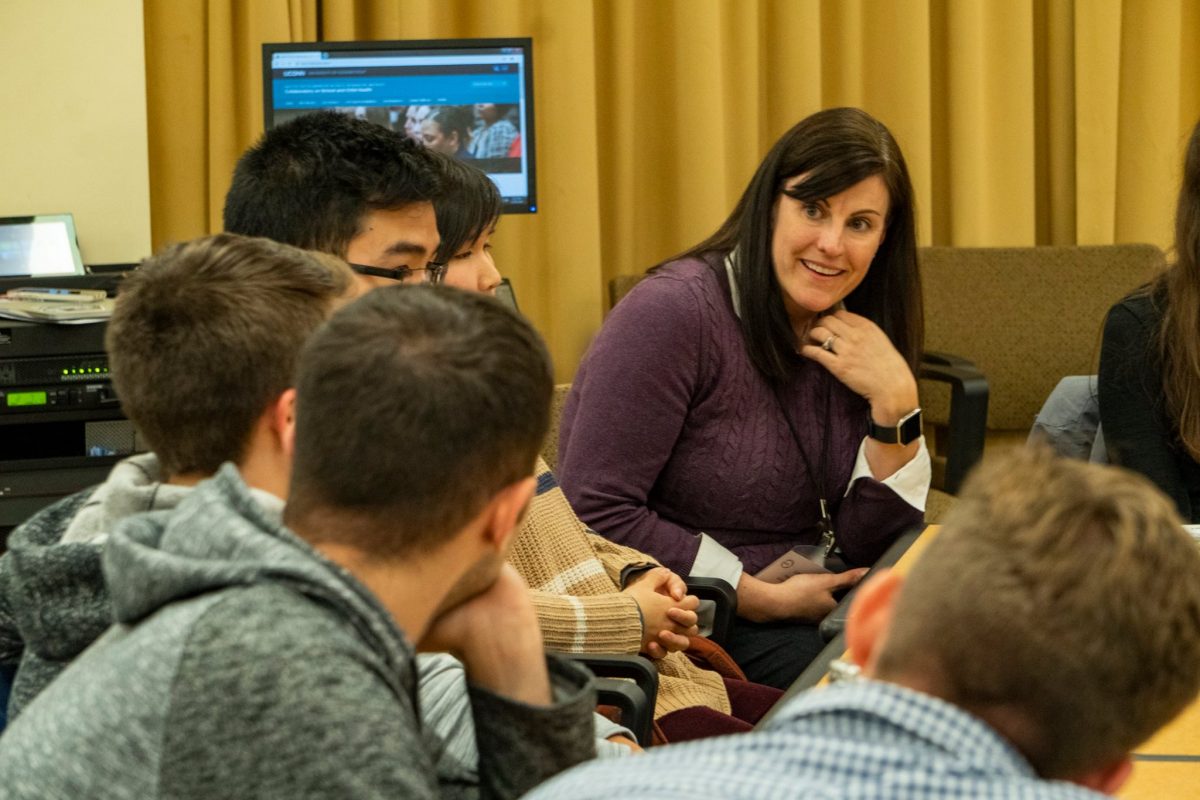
[0,0,152,265]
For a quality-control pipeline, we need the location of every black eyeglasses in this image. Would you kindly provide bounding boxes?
[349,262,448,285]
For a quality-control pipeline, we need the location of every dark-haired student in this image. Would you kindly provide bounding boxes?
[1100,117,1200,521]
[223,109,445,291]
[0,235,355,720]
[558,107,931,690]
[0,284,597,798]
[224,112,781,740]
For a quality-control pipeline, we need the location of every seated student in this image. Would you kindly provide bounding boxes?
[527,447,1200,799]
[224,112,782,740]
[0,233,634,768]
[0,234,354,720]
[0,285,597,798]
[1100,118,1200,521]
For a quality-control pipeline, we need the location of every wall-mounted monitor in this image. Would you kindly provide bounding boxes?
[263,38,536,214]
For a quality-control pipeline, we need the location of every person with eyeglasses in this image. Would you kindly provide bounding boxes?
[224,110,444,295]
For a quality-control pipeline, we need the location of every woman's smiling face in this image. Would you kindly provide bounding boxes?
[770,173,889,330]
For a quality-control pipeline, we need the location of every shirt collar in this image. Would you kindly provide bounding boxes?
[766,679,1039,780]
[724,250,744,319]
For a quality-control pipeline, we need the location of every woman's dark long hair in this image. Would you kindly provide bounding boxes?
[1156,119,1200,459]
[673,107,923,383]
[432,154,502,264]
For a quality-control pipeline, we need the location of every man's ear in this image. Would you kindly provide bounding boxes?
[1072,757,1133,795]
[845,568,903,672]
[480,475,536,553]
[273,388,297,459]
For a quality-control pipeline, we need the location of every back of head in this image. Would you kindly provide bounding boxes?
[875,447,1200,779]
[106,234,353,478]
[286,285,553,557]
[688,107,923,381]
[433,154,502,264]
[223,111,443,257]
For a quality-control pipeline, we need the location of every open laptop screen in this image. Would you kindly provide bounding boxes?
[0,214,85,277]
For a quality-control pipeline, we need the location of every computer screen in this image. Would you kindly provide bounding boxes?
[0,214,85,278]
[263,38,536,214]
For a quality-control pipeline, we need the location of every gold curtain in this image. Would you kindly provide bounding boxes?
[143,0,1200,380]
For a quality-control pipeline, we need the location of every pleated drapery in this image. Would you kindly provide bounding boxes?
[144,0,1200,379]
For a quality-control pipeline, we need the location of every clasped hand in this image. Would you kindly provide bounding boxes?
[621,566,701,659]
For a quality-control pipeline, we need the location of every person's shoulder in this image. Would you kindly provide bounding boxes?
[648,254,724,288]
[1108,285,1162,329]
[618,255,726,320]
[185,582,378,661]
[5,488,99,550]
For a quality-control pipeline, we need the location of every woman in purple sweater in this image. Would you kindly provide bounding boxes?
[558,108,930,688]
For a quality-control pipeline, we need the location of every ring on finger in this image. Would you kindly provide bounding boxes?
[821,334,839,353]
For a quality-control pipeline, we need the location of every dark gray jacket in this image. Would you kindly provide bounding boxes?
[0,453,184,720]
[0,464,597,799]
[0,489,103,720]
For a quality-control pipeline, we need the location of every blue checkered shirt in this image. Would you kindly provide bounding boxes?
[527,680,1108,799]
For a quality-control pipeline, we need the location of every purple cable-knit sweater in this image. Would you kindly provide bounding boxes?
[558,254,923,576]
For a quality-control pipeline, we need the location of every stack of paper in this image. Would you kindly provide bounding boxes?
[0,297,113,324]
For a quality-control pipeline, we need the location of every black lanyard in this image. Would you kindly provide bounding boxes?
[771,375,837,558]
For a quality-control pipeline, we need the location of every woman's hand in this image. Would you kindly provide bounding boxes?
[736,569,869,623]
[800,310,922,480]
[800,310,918,426]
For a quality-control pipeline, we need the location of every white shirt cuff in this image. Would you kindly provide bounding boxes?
[846,435,931,512]
[689,532,744,587]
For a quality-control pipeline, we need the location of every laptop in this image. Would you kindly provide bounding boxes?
[0,215,130,296]
[0,214,85,278]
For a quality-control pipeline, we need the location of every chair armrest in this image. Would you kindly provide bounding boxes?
[754,631,846,728]
[920,351,989,494]
[561,653,658,746]
[685,577,737,644]
[819,526,925,643]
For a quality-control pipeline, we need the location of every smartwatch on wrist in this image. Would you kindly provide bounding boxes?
[868,407,923,445]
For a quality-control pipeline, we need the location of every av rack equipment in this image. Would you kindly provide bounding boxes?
[0,321,138,534]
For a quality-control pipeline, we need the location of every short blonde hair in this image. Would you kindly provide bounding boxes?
[875,447,1200,779]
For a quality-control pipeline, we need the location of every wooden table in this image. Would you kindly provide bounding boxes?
[811,525,1199,799]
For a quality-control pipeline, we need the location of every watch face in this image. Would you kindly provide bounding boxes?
[899,410,923,444]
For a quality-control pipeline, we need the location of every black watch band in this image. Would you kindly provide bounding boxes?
[868,407,923,445]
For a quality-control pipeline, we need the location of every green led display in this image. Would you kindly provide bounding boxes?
[7,391,48,407]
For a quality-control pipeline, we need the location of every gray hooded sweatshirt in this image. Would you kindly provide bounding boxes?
[0,454,184,719]
[0,464,597,799]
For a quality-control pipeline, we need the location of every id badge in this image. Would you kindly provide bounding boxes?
[754,545,831,584]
